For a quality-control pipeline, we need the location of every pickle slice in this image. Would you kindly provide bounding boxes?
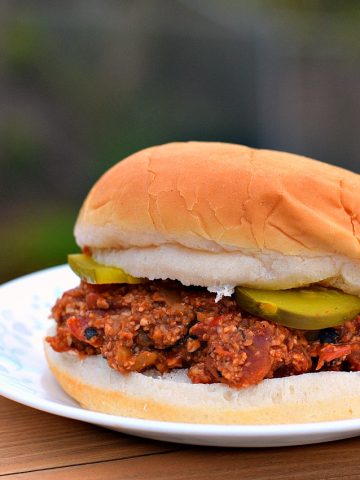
[235,286,360,330]
[68,253,144,284]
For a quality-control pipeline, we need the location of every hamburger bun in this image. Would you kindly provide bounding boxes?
[47,142,360,424]
[45,339,360,423]
[74,142,360,296]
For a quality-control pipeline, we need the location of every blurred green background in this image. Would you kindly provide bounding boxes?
[1,0,360,283]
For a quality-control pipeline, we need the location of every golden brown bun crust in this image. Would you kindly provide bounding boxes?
[45,341,360,424]
[75,142,360,259]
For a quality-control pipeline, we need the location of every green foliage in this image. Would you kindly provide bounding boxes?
[1,124,44,170]
[2,21,49,77]
[1,1,360,284]
[0,208,78,284]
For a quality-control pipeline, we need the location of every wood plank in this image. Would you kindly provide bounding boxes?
[0,396,180,476]
[6,438,360,480]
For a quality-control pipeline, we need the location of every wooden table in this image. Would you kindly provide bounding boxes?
[2,395,360,479]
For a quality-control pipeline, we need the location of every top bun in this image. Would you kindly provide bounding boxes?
[74,142,360,295]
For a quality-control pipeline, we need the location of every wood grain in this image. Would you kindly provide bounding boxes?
[7,441,360,480]
[2,395,360,479]
[0,396,180,476]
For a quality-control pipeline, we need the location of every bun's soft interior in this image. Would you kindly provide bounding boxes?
[45,340,360,424]
[93,245,360,297]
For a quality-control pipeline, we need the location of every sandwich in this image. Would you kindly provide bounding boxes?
[45,141,360,424]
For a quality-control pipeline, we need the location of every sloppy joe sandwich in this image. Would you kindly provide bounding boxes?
[45,141,360,424]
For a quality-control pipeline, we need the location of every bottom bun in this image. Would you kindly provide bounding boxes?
[44,341,360,424]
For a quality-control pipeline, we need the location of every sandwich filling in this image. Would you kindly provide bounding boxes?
[47,279,360,388]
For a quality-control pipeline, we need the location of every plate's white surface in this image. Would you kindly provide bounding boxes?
[2,265,360,447]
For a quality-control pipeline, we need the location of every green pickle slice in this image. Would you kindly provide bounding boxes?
[235,286,360,330]
[68,253,144,284]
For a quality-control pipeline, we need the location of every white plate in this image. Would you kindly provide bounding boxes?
[2,265,360,447]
